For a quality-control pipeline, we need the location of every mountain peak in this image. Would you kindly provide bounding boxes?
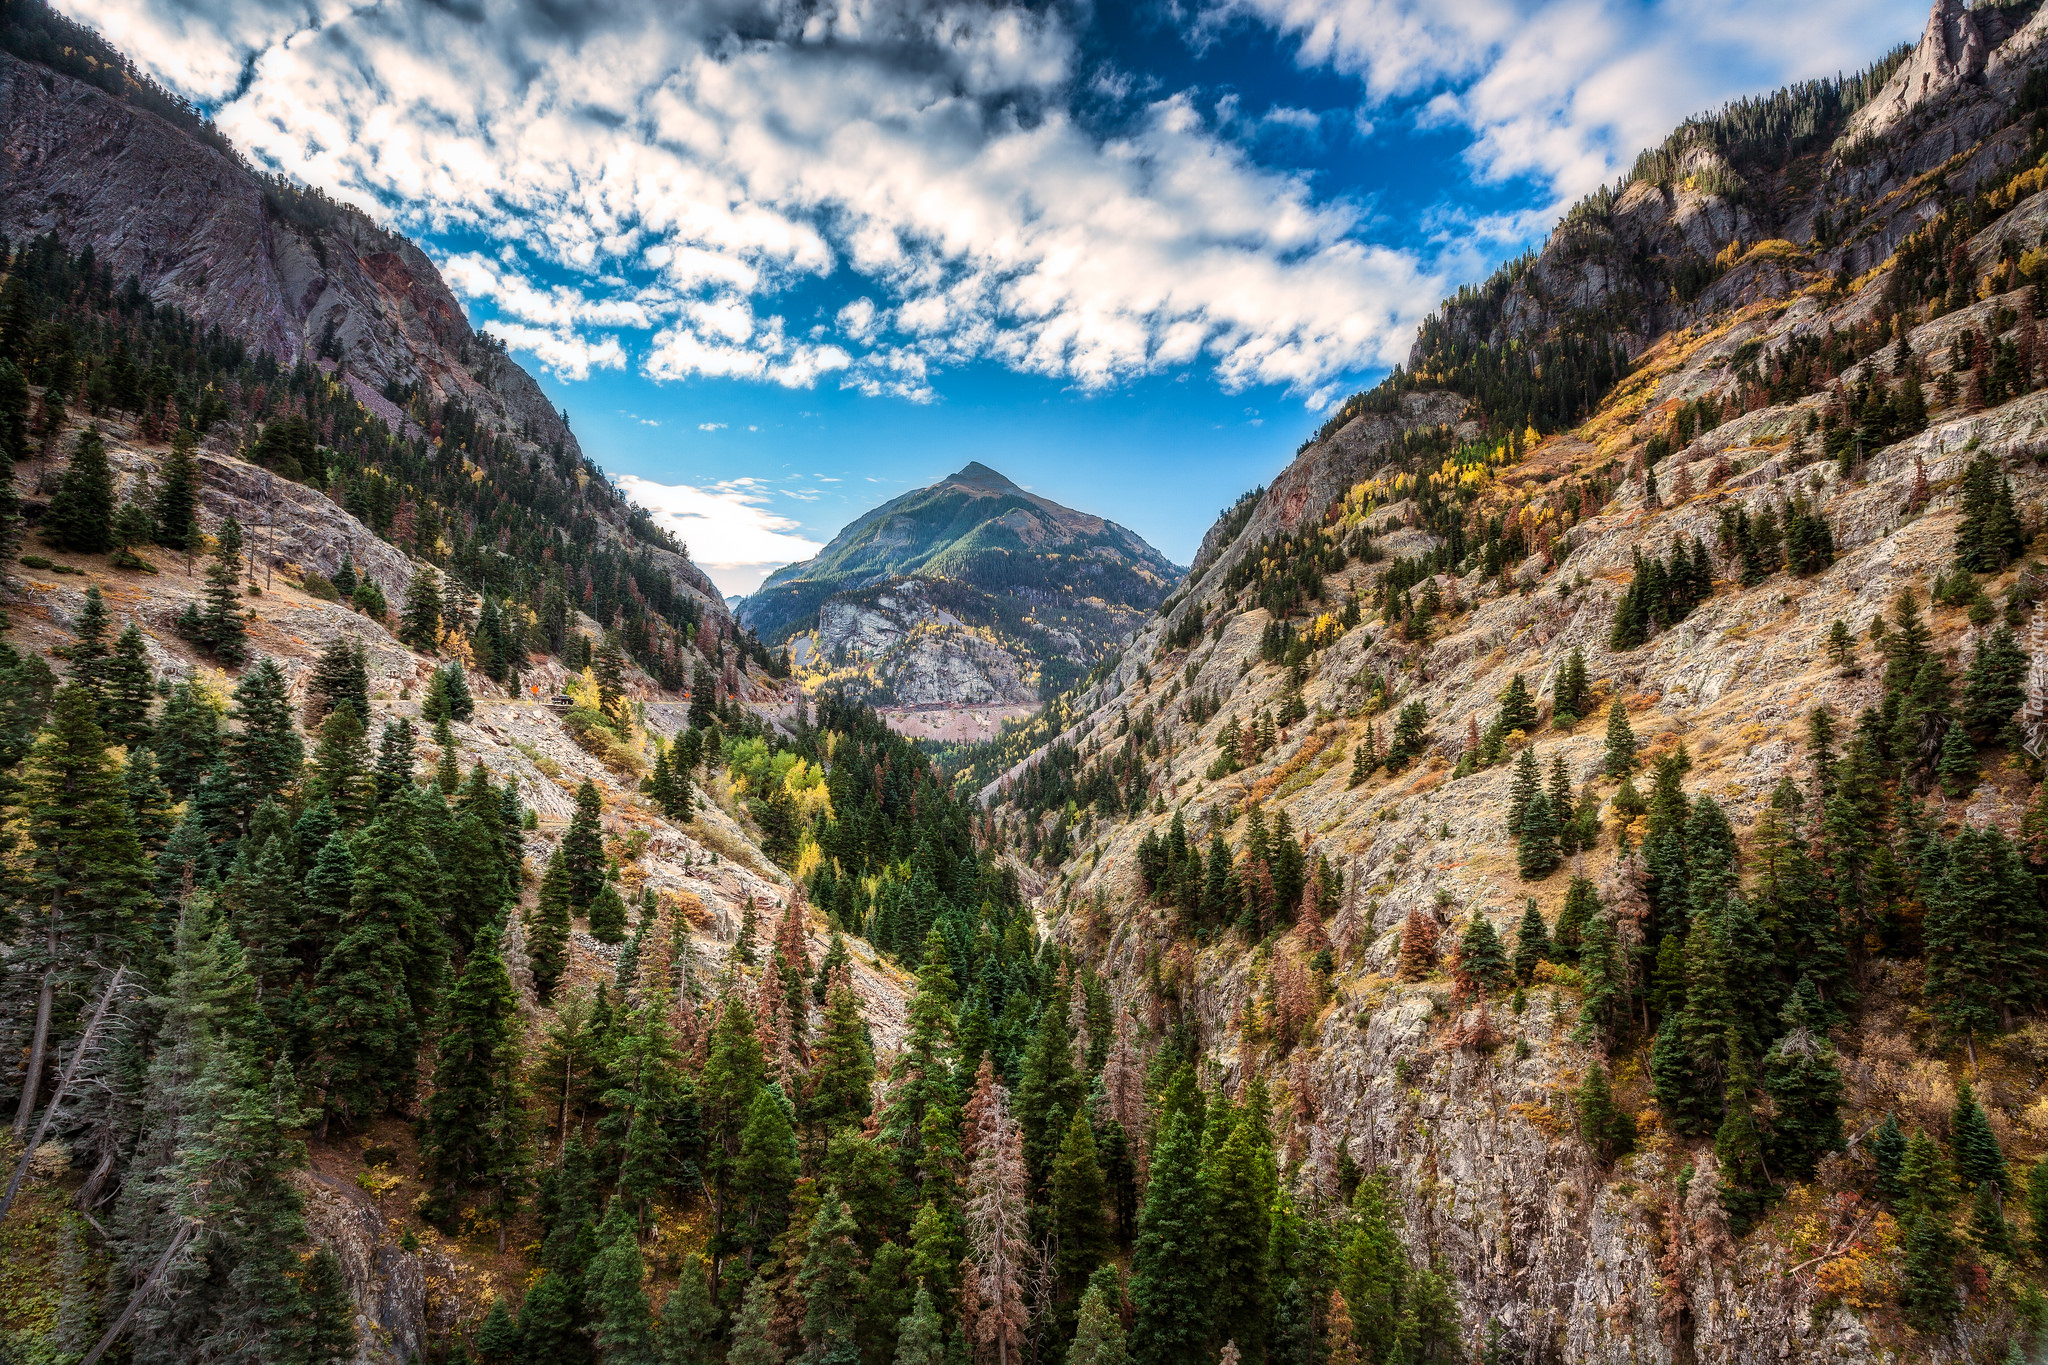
[943,461,1022,493]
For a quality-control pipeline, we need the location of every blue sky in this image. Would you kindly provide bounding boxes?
[66,0,1932,593]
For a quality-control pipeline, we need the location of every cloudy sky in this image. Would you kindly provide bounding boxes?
[63,0,1929,593]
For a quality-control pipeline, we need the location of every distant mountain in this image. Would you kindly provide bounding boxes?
[741,462,1181,712]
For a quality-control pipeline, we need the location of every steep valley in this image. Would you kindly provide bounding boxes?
[3,0,2048,1364]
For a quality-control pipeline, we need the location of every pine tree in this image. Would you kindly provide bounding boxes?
[2025,1158,2048,1262]
[1068,1272,1128,1365]
[1128,1111,1211,1365]
[308,636,371,725]
[1496,673,1537,735]
[588,881,629,945]
[517,1271,591,1364]
[45,425,115,552]
[1554,875,1599,955]
[1870,1114,1908,1205]
[1338,1173,1406,1364]
[1758,990,1843,1181]
[1455,911,1510,994]
[732,1086,799,1275]
[475,1298,521,1363]
[1324,1290,1360,1365]
[1396,910,1438,981]
[1050,1108,1110,1302]
[1505,746,1540,835]
[310,844,419,1128]
[1935,713,1978,796]
[1925,825,2047,1040]
[1968,1178,2014,1257]
[14,683,155,1130]
[806,977,875,1139]
[1516,790,1562,880]
[175,515,251,662]
[420,921,530,1232]
[1712,1037,1770,1234]
[798,1197,865,1364]
[153,427,202,552]
[655,1256,720,1365]
[400,566,444,651]
[1575,1062,1634,1163]
[586,1205,657,1365]
[1950,1081,2007,1193]
[1602,699,1637,777]
[228,657,304,816]
[1016,996,1083,1190]
[529,847,574,1002]
[724,1275,779,1365]
[1900,1209,1959,1329]
[564,780,606,908]
[96,623,154,743]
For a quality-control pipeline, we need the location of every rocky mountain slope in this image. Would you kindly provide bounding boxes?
[742,462,1180,731]
[968,4,2048,1360]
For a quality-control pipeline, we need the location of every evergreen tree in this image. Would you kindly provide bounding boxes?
[2025,1158,2048,1262]
[588,881,629,945]
[1935,711,1978,795]
[586,1205,658,1365]
[1456,911,1510,994]
[1516,790,1561,880]
[97,623,154,743]
[151,677,223,797]
[1602,698,1638,777]
[15,683,155,1129]
[1505,746,1540,835]
[655,1256,720,1365]
[228,658,305,817]
[732,1086,799,1275]
[400,566,444,651]
[564,780,607,908]
[153,428,202,551]
[1712,1037,1770,1234]
[1924,825,2047,1040]
[1900,1210,1959,1330]
[1554,875,1598,955]
[310,849,419,1127]
[1496,673,1537,735]
[1968,1178,2014,1257]
[799,1198,866,1365]
[1575,1062,1634,1163]
[1338,1174,1406,1364]
[1016,997,1084,1190]
[44,425,116,552]
[420,921,530,1233]
[806,978,875,1138]
[724,1276,779,1365]
[177,515,250,662]
[1758,989,1844,1181]
[529,847,574,1002]
[308,636,371,725]
[1068,1272,1128,1365]
[1870,1115,1908,1205]
[1050,1108,1110,1303]
[1950,1081,2007,1193]
[517,1271,591,1364]
[1129,1111,1212,1365]
[475,1299,520,1364]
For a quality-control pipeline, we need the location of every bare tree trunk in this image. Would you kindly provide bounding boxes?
[83,1220,196,1365]
[2,969,126,1223]
[11,902,62,1139]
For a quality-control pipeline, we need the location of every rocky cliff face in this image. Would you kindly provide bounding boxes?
[747,462,1179,726]
[980,5,2048,1359]
[0,50,568,462]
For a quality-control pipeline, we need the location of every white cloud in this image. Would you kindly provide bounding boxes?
[61,0,1447,398]
[614,473,823,596]
[479,323,627,381]
[1213,0,1929,204]
[698,421,728,431]
[57,0,1927,409]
